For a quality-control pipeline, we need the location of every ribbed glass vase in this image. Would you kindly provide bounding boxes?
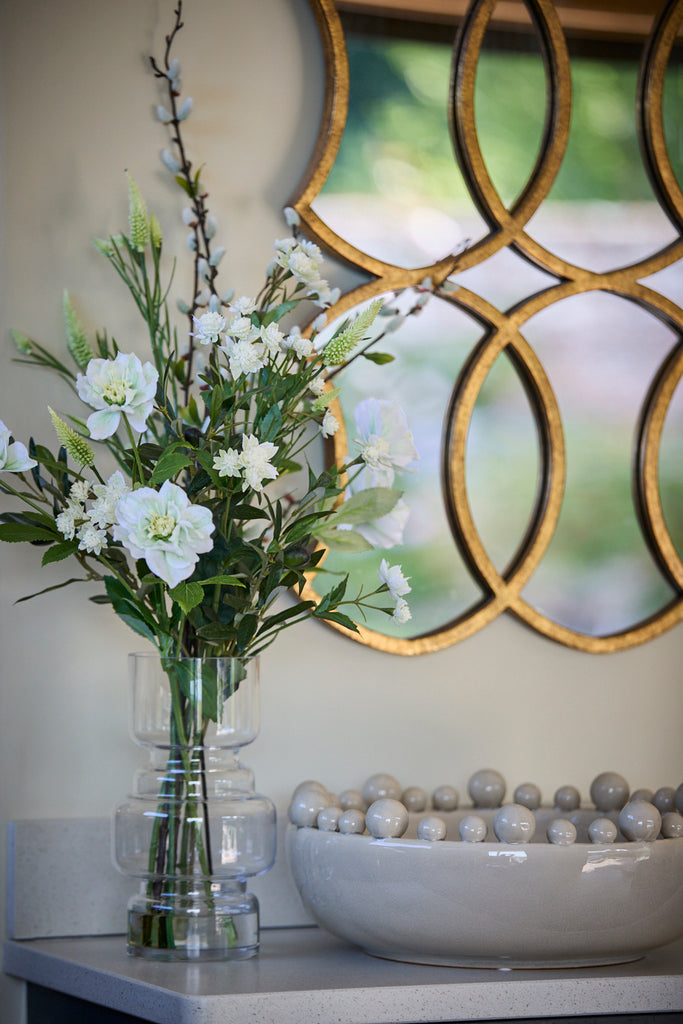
[113,654,276,961]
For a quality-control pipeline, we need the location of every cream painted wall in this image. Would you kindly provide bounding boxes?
[0,1,681,1020]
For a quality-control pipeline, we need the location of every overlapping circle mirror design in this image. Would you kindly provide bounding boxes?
[294,0,683,654]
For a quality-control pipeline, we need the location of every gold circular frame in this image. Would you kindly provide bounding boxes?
[295,0,683,654]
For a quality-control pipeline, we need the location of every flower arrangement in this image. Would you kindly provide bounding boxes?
[0,3,421,662]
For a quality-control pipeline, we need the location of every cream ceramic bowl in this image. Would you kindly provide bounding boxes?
[287,807,683,968]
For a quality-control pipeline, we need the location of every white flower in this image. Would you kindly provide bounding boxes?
[192,311,226,345]
[223,338,266,378]
[239,434,278,492]
[113,480,215,588]
[0,420,37,473]
[213,448,242,478]
[88,471,131,528]
[230,296,256,316]
[161,148,181,174]
[76,353,158,440]
[68,480,91,507]
[226,315,259,343]
[273,237,331,303]
[308,374,326,396]
[56,508,77,540]
[284,206,300,227]
[77,522,107,556]
[293,334,314,359]
[260,322,284,354]
[392,598,412,625]
[354,398,419,487]
[321,409,339,438]
[378,558,411,599]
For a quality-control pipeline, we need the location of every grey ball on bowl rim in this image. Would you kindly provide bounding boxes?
[652,786,676,814]
[493,803,536,844]
[588,817,618,844]
[590,771,629,812]
[468,769,506,808]
[661,811,683,839]
[547,818,577,846]
[365,799,409,839]
[402,786,428,813]
[618,800,662,842]
[459,814,488,843]
[514,782,541,810]
[417,815,447,841]
[432,784,459,811]
[553,785,580,812]
[338,809,366,835]
[362,772,402,805]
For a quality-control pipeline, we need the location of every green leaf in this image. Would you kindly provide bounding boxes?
[0,523,57,543]
[149,450,193,485]
[237,613,258,651]
[261,300,298,326]
[196,622,235,642]
[326,487,402,527]
[200,574,245,587]
[314,609,359,632]
[41,541,78,566]
[169,580,204,614]
[314,527,373,553]
[15,577,88,603]
[362,351,395,365]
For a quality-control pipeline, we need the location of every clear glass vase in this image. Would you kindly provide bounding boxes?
[113,654,276,961]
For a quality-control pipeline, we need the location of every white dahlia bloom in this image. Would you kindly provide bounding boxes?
[76,353,158,440]
[0,420,37,473]
[239,434,278,492]
[192,311,226,345]
[113,480,215,588]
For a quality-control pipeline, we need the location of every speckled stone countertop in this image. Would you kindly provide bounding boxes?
[4,928,683,1024]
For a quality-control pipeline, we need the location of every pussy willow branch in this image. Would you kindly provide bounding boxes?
[149,0,220,407]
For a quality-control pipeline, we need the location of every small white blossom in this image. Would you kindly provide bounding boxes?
[378,558,411,599]
[186,233,197,251]
[88,471,131,528]
[392,598,412,625]
[321,409,339,438]
[223,338,266,378]
[0,420,36,473]
[197,257,210,282]
[192,311,226,346]
[308,374,326,396]
[209,294,222,313]
[167,58,181,82]
[293,334,314,359]
[227,315,259,342]
[213,448,242,478]
[230,296,257,316]
[113,480,215,588]
[205,216,218,240]
[260,322,284,354]
[209,246,226,267]
[239,434,278,492]
[156,104,173,124]
[311,312,327,333]
[56,508,77,540]
[284,206,300,227]
[77,522,107,556]
[76,353,158,440]
[68,480,91,507]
